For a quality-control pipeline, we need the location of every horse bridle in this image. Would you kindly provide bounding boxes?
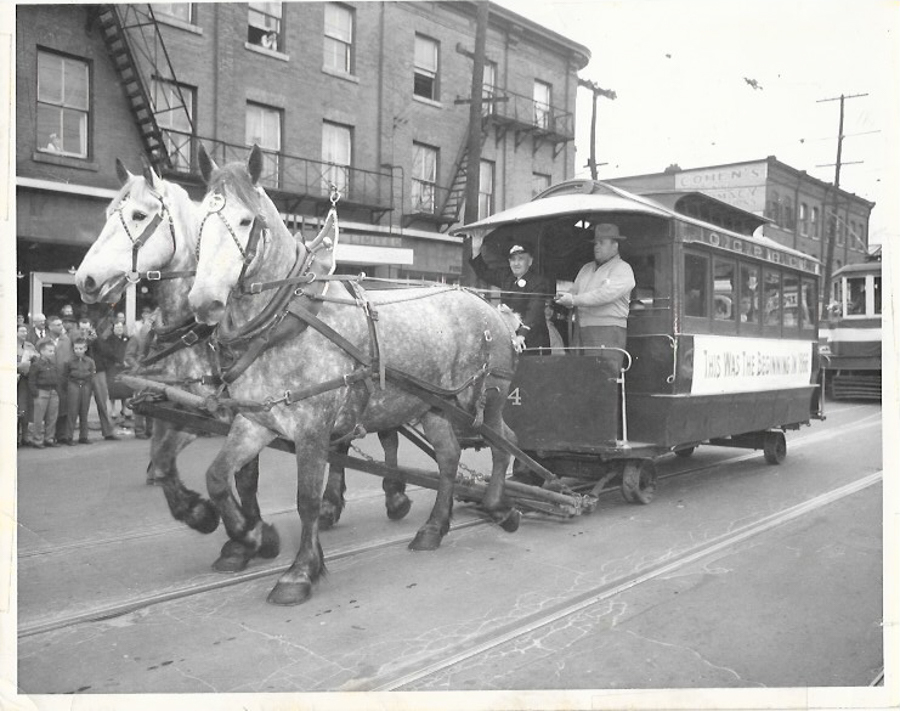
[113,190,178,284]
[195,191,269,295]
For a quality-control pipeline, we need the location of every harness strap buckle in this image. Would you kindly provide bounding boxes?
[248,282,264,295]
[125,271,141,285]
[146,271,162,281]
[181,330,200,346]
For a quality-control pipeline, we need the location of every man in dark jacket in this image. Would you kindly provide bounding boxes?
[470,243,553,354]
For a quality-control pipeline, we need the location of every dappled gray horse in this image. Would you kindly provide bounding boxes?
[187,144,521,605]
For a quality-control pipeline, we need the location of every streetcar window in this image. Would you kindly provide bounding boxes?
[739,265,759,324]
[629,252,657,308]
[800,279,816,329]
[874,275,882,315]
[846,276,866,316]
[782,273,800,329]
[684,253,709,317]
[763,270,782,326]
[713,259,735,321]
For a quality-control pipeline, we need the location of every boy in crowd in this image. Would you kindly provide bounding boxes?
[63,337,96,445]
[29,339,61,448]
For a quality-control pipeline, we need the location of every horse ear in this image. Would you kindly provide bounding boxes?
[247,144,264,185]
[198,143,217,184]
[140,158,163,192]
[115,158,133,185]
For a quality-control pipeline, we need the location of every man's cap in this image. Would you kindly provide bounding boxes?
[508,244,532,256]
[593,223,627,241]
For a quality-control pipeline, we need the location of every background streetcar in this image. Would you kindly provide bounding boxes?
[819,258,883,400]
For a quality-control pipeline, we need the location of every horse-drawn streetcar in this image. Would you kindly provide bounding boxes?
[456,179,826,500]
[75,151,824,605]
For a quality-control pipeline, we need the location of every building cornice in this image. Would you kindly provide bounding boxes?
[17,176,119,200]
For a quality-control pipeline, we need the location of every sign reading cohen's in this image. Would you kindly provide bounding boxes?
[691,335,813,395]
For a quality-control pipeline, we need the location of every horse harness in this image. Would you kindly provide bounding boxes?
[114,189,195,285]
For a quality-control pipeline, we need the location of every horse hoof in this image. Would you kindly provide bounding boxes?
[498,508,521,533]
[189,500,220,534]
[386,494,412,521]
[408,529,442,551]
[318,503,342,531]
[267,581,312,606]
[257,523,280,559]
[212,540,252,573]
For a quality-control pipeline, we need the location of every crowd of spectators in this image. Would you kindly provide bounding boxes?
[16,303,157,447]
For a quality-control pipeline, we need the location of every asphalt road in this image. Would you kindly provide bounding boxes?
[14,400,887,707]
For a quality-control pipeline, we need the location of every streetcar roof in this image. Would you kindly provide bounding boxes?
[454,179,818,267]
[832,260,882,278]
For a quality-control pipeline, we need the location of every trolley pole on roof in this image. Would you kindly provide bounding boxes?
[460,0,489,288]
[577,78,616,180]
[816,92,867,315]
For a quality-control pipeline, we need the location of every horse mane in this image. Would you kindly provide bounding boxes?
[207,162,263,214]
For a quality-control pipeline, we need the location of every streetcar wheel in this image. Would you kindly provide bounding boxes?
[620,460,657,505]
[674,446,695,458]
[763,431,786,465]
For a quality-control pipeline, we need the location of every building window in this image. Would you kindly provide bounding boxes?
[684,252,709,317]
[411,142,438,213]
[782,196,794,229]
[533,80,552,129]
[767,191,781,225]
[482,61,497,117]
[532,172,551,197]
[324,3,353,73]
[152,79,194,171]
[478,160,494,219]
[36,50,89,158]
[810,206,820,240]
[799,203,808,236]
[245,102,281,186]
[322,121,351,196]
[837,219,845,245]
[153,3,193,23]
[248,2,282,51]
[414,35,439,101]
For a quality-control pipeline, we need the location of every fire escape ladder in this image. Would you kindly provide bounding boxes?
[438,119,488,230]
[96,4,193,169]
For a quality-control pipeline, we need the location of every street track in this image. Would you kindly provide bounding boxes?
[18,408,880,641]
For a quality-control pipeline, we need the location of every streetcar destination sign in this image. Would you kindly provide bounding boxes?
[681,223,820,275]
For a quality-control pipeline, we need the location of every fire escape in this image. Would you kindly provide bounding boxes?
[95,4,194,170]
[404,89,575,232]
[94,4,393,223]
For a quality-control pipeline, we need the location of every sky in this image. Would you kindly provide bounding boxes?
[495,0,900,246]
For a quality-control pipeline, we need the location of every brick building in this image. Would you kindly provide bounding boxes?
[605,156,876,275]
[16,2,590,324]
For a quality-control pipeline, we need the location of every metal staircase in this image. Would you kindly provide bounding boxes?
[95,4,193,169]
[438,120,488,229]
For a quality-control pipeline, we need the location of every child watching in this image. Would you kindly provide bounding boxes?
[29,339,61,448]
[63,337,97,445]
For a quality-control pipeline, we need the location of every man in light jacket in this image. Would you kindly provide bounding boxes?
[555,222,635,379]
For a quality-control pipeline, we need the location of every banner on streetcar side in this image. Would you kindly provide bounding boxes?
[691,335,813,395]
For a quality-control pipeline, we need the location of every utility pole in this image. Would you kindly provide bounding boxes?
[577,78,616,180]
[816,92,867,313]
[460,0,489,287]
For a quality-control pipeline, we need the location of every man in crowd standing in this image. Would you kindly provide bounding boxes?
[45,315,73,443]
[555,222,635,379]
[60,303,79,336]
[82,316,120,441]
[27,313,47,344]
[29,339,61,448]
[470,242,553,354]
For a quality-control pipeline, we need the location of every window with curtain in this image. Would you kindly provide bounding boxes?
[324,3,353,73]
[248,2,282,50]
[322,121,352,196]
[411,142,437,213]
[533,80,551,129]
[152,79,194,171]
[37,50,89,158]
[811,206,820,240]
[478,160,494,219]
[153,3,192,22]
[245,102,281,186]
[799,203,808,236]
[414,35,439,101]
[482,61,497,117]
